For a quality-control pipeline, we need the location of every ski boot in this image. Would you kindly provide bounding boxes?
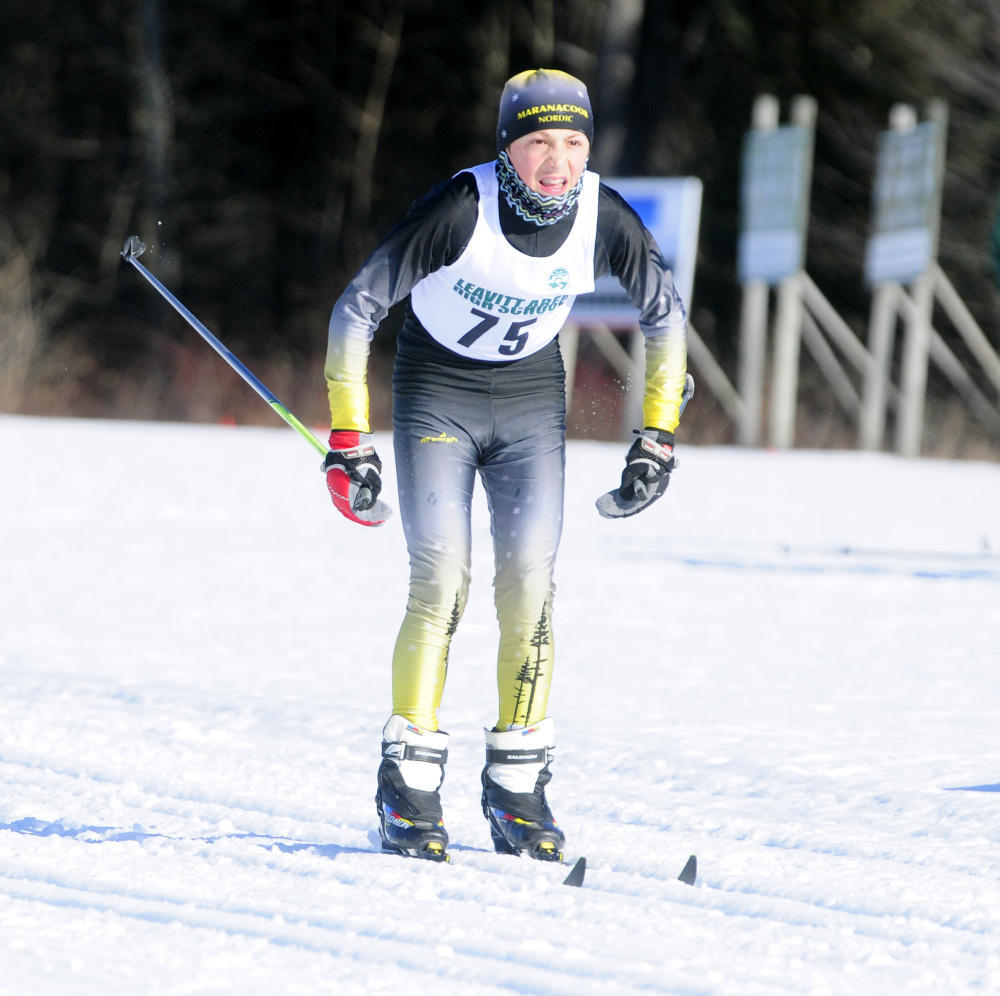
[481,717,565,862]
[376,715,450,862]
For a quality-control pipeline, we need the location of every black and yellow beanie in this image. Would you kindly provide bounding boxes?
[496,69,594,153]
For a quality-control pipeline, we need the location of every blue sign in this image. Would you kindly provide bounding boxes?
[738,125,814,284]
[864,121,945,285]
[571,177,703,324]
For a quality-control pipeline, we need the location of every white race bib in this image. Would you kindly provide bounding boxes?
[411,162,599,362]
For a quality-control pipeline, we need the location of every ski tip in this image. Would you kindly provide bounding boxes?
[678,854,697,886]
[121,235,147,260]
[562,855,586,888]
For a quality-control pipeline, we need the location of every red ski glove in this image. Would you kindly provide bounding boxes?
[323,431,392,527]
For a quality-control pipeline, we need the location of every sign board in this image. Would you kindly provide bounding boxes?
[738,125,814,284]
[570,176,702,325]
[864,121,944,285]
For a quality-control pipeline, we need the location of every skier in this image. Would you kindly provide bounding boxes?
[323,69,689,861]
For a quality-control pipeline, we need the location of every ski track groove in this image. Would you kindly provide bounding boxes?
[0,866,714,996]
[4,745,1000,952]
[4,826,995,949]
[2,840,994,994]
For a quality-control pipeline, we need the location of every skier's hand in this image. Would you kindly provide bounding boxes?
[596,429,677,519]
[323,431,392,526]
[620,429,676,502]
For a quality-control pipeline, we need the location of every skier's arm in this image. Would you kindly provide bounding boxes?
[595,184,688,433]
[325,174,479,432]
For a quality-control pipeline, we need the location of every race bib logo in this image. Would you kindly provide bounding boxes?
[548,268,569,291]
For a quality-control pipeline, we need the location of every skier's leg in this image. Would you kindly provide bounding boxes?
[477,378,567,859]
[377,402,477,858]
[391,404,478,732]
[478,394,565,731]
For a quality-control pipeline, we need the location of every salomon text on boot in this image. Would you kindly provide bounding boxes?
[377,715,449,861]
[481,718,564,861]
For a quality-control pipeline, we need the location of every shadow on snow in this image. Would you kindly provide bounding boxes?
[0,816,371,858]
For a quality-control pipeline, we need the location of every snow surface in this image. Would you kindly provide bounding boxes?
[2,413,1000,995]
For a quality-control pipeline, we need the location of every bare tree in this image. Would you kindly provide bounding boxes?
[590,0,645,175]
[0,223,37,412]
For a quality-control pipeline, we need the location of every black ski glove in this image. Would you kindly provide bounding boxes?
[620,429,675,499]
[596,429,677,519]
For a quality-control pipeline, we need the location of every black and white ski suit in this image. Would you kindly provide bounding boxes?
[325,162,687,731]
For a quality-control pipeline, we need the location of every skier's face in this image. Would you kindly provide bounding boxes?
[507,130,590,197]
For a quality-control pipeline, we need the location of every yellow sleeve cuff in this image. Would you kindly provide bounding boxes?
[326,379,370,434]
[642,330,687,433]
[325,320,373,433]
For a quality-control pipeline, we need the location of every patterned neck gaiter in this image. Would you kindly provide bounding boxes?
[495,149,585,227]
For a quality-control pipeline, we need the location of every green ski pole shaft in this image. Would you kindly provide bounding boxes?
[121,235,328,459]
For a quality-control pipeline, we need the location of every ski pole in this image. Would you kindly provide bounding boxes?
[120,235,329,459]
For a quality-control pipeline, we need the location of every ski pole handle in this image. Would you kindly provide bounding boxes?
[120,236,328,459]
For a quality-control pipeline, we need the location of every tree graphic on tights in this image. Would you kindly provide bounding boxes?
[512,605,549,726]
